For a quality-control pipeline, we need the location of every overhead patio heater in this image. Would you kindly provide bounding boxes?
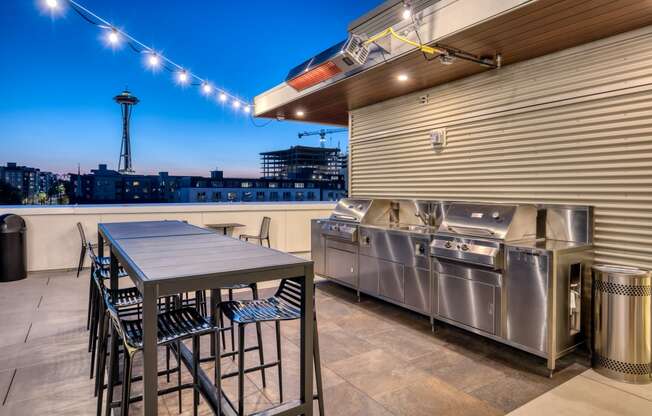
[286,35,369,91]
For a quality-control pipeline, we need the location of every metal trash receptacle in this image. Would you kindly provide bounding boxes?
[593,264,651,384]
[0,214,27,282]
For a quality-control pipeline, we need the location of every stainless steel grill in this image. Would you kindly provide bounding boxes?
[430,203,537,269]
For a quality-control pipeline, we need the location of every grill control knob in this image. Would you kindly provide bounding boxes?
[461,244,469,251]
[492,211,500,219]
[444,241,453,248]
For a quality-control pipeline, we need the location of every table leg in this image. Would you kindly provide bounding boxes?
[109,251,119,296]
[209,288,220,356]
[98,232,104,258]
[142,284,159,416]
[300,264,315,416]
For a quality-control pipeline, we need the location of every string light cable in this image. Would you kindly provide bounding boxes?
[41,0,253,113]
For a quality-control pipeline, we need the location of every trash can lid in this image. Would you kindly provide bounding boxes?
[592,264,648,277]
[0,214,25,233]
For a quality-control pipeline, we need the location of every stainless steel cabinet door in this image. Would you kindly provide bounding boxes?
[405,266,430,313]
[325,248,357,288]
[359,254,379,295]
[505,247,550,353]
[379,259,404,303]
[438,274,496,334]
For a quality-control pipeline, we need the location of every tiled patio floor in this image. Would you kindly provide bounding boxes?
[0,269,646,415]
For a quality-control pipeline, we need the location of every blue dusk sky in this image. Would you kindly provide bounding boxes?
[0,0,379,177]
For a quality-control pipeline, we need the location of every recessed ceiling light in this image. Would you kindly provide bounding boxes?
[296,110,305,117]
[397,74,409,82]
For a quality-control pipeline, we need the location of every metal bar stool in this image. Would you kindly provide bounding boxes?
[220,278,325,415]
[96,289,222,416]
[87,243,129,379]
[76,222,95,277]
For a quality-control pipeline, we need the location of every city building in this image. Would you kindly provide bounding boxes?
[0,162,40,200]
[260,145,345,181]
[68,164,346,204]
[176,177,344,203]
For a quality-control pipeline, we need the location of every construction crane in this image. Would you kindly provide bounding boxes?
[297,128,347,148]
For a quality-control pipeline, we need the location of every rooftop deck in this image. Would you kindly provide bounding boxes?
[1,268,650,415]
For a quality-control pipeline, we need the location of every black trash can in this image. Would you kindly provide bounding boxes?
[0,214,27,282]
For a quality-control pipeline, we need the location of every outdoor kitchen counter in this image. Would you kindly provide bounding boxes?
[97,220,315,416]
[508,239,593,254]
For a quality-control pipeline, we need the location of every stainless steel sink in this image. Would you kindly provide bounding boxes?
[391,224,436,234]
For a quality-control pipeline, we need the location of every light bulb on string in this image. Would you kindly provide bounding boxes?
[232,100,241,109]
[201,82,213,95]
[147,52,160,69]
[219,92,227,102]
[45,0,58,10]
[105,28,121,47]
[244,105,251,114]
[177,70,189,85]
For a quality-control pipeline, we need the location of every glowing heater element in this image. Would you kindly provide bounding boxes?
[286,35,369,92]
[288,62,342,91]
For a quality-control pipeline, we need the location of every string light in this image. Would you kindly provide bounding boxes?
[38,0,252,115]
[146,52,160,68]
[177,70,189,85]
[107,29,120,45]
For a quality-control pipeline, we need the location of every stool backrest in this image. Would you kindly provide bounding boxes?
[260,216,271,239]
[77,222,88,246]
[274,278,302,309]
[101,285,130,344]
[87,242,101,269]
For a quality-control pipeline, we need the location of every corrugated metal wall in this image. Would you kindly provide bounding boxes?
[350,26,652,270]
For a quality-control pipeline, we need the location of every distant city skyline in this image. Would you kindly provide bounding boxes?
[0,1,378,177]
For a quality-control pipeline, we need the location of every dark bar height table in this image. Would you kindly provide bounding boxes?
[205,222,246,236]
[98,220,314,416]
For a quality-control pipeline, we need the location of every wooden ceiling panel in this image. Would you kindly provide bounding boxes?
[257,0,652,126]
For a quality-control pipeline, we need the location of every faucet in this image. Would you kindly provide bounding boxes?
[415,211,432,226]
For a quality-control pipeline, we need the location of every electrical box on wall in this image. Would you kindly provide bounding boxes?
[429,128,447,151]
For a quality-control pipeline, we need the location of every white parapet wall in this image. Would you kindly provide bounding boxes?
[0,202,335,272]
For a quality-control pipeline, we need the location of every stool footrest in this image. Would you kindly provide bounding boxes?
[108,382,195,408]
[221,361,280,380]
